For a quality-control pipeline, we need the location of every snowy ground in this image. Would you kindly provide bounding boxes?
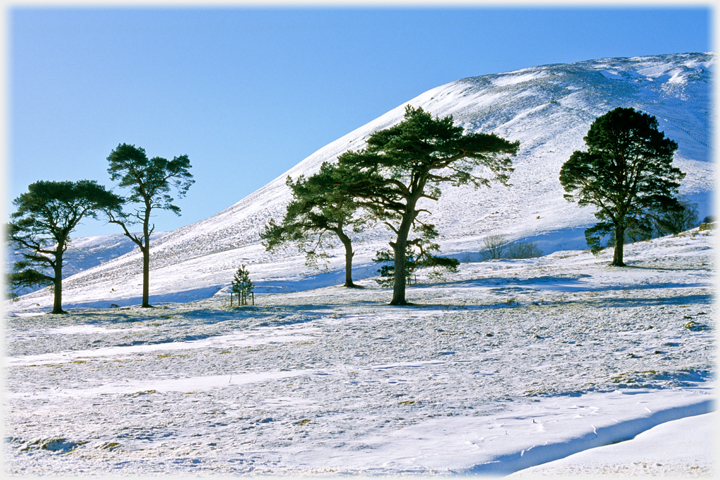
[3,227,715,476]
[510,411,716,477]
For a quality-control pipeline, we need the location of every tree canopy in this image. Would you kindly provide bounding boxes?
[261,161,369,288]
[7,180,122,313]
[106,143,194,307]
[337,105,519,304]
[559,107,684,266]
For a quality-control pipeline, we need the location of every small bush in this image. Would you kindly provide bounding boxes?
[506,241,543,259]
[231,264,254,306]
[481,234,509,260]
[481,235,542,260]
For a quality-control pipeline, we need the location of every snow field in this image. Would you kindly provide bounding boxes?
[4,228,715,475]
[509,411,716,477]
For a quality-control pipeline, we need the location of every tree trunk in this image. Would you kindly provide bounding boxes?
[51,248,65,314]
[140,198,153,308]
[390,207,416,305]
[141,243,150,307]
[336,229,357,288]
[612,223,626,266]
[390,237,407,305]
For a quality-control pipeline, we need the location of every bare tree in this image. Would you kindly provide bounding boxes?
[482,234,509,260]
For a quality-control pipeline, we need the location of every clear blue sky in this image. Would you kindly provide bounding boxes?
[7,6,712,237]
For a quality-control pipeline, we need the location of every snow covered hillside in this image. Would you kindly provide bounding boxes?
[7,52,713,313]
[5,232,166,297]
[4,227,715,475]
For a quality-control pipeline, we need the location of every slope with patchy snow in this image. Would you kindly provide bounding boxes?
[6,52,713,313]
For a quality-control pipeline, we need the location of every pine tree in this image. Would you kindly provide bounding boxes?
[337,106,518,305]
[559,107,684,266]
[261,162,369,288]
[7,180,123,313]
[105,143,194,307]
[231,264,254,305]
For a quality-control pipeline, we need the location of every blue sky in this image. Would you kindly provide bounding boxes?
[7,6,712,237]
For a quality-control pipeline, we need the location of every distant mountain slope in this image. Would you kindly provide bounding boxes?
[9,52,713,312]
[6,233,166,296]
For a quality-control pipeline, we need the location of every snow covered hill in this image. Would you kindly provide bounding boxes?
[6,232,167,284]
[7,52,714,313]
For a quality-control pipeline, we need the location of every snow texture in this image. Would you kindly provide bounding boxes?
[4,227,715,475]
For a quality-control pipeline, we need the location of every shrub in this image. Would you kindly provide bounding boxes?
[506,241,543,259]
[481,235,542,260]
[699,222,714,231]
[231,264,254,306]
[482,234,509,260]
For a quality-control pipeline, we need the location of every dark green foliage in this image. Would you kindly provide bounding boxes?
[106,144,194,307]
[374,224,459,287]
[7,266,52,294]
[231,264,254,294]
[107,144,194,217]
[559,107,684,266]
[337,106,518,304]
[7,180,123,313]
[373,248,406,288]
[583,221,615,255]
[231,264,254,305]
[261,162,367,287]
